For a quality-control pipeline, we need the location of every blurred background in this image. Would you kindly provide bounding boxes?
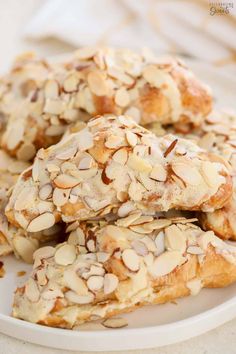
[0,0,236,73]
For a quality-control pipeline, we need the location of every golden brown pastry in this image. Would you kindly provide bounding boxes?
[12,215,236,328]
[0,47,212,160]
[6,115,232,233]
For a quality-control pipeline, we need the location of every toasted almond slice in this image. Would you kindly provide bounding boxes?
[154,231,165,256]
[103,273,119,294]
[112,148,128,165]
[44,99,65,115]
[150,251,182,277]
[27,213,55,233]
[54,244,76,266]
[64,269,88,295]
[39,184,52,200]
[88,71,108,96]
[198,132,215,150]
[13,236,38,264]
[201,161,223,188]
[6,123,24,150]
[129,225,151,234]
[63,74,79,92]
[44,79,59,99]
[78,130,94,151]
[105,135,125,149]
[131,239,148,256]
[115,88,130,107]
[65,290,94,304]
[54,174,80,189]
[126,131,138,147]
[150,164,167,182]
[87,275,104,291]
[42,286,64,300]
[53,187,70,206]
[116,211,142,227]
[186,279,202,296]
[127,154,152,173]
[122,249,140,271]
[117,201,136,218]
[56,147,77,160]
[97,252,110,263]
[102,317,128,329]
[144,219,172,231]
[165,224,186,254]
[78,156,94,170]
[25,278,40,302]
[125,106,141,124]
[172,162,203,186]
[130,215,154,226]
[33,246,55,261]
[14,186,37,211]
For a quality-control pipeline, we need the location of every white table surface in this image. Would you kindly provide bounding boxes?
[0,1,235,353]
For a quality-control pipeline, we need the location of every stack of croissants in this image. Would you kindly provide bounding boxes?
[0,46,236,329]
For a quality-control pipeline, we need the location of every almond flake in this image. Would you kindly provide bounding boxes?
[33,246,55,261]
[154,231,165,256]
[77,130,94,151]
[25,278,40,302]
[122,249,140,271]
[103,273,119,294]
[105,135,124,149]
[129,225,153,234]
[163,139,178,158]
[88,71,108,96]
[54,244,76,266]
[27,213,55,232]
[16,143,36,161]
[78,156,93,170]
[201,161,222,188]
[56,147,77,160]
[54,174,80,188]
[39,184,52,200]
[127,154,152,173]
[144,219,172,231]
[65,290,94,304]
[131,239,148,256]
[102,317,128,329]
[116,211,142,227]
[150,251,182,277]
[172,162,203,186]
[150,164,167,182]
[97,252,110,263]
[75,46,97,59]
[44,99,65,115]
[87,275,104,291]
[125,107,141,124]
[165,225,186,254]
[63,74,79,92]
[53,187,70,206]
[14,186,37,211]
[126,131,138,147]
[64,269,88,295]
[13,236,38,264]
[186,279,202,296]
[115,88,130,107]
[112,148,128,165]
[44,79,59,99]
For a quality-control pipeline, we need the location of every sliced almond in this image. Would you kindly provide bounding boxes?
[87,275,104,291]
[25,278,40,302]
[64,269,88,295]
[39,184,52,200]
[116,211,142,228]
[154,231,165,256]
[172,162,203,186]
[44,79,59,99]
[115,88,130,107]
[187,246,204,255]
[150,251,182,277]
[127,154,152,173]
[88,71,108,96]
[144,219,172,231]
[56,147,77,160]
[75,46,97,59]
[150,164,167,182]
[13,236,38,264]
[103,273,119,294]
[63,74,79,92]
[97,252,110,263]
[102,317,128,329]
[14,186,37,211]
[126,131,138,147]
[112,148,128,165]
[33,246,55,261]
[27,213,55,232]
[44,99,65,115]
[201,161,223,188]
[16,143,36,161]
[54,174,80,189]
[165,224,186,254]
[77,130,94,151]
[131,239,148,256]
[122,249,140,271]
[54,244,76,266]
[53,187,70,206]
[65,290,94,304]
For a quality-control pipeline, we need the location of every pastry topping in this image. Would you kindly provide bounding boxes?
[102,317,128,329]
[103,273,119,294]
[165,225,186,254]
[54,244,76,266]
[122,249,140,271]
[25,278,40,302]
[163,139,178,158]
[54,174,80,189]
[150,164,167,182]
[65,290,94,304]
[150,251,182,277]
[27,213,55,232]
[87,275,104,291]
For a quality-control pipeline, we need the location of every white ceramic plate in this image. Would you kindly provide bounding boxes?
[0,60,236,352]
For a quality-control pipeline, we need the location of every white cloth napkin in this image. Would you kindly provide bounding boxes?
[24,0,236,66]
